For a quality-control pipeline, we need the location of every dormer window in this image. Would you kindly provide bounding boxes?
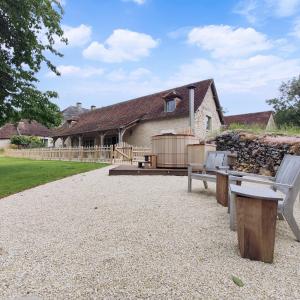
[165,99,176,112]
[163,90,182,113]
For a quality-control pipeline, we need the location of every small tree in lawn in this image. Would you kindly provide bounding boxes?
[0,0,66,128]
[266,76,300,127]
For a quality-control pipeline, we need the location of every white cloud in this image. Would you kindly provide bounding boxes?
[291,18,300,38]
[60,24,92,48]
[188,25,272,58]
[122,0,146,4]
[107,68,152,81]
[168,55,300,92]
[234,0,300,23]
[269,0,300,17]
[47,65,104,78]
[49,24,92,48]
[234,0,258,23]
[83,29,158,63]
[57,0,66,6]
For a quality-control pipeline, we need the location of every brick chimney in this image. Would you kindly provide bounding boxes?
[91,105,96,110]
[76,102,82,109]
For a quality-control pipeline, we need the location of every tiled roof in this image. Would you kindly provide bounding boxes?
[0,120,52,139]
[53,79,223,137]
[62,106,90,121]
[224,111,273,127]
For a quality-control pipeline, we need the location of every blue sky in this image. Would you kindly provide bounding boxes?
[40,0,300,115]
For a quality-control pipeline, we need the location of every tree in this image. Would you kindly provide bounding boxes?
[0,0,66,127]
[267,76,300,127]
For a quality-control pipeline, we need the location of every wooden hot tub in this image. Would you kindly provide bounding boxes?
[152,134,199,168]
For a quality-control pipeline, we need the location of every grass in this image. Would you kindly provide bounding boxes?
[0,157,108,198]
[226,123,300,136]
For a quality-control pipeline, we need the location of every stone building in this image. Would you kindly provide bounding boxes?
[224,111,276,130]
[52,79,224,147]
[0,120,53,148]
[61,102,90,124]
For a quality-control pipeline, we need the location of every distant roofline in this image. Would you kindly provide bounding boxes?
[61,105,90,113]
[224,110,273,118]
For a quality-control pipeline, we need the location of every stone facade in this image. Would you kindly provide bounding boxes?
[194,86,222,140]
[0,139,10,149]
[124,117,189,147]
[266,114,276,130]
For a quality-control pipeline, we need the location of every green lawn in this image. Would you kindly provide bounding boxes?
[0,157,108,198]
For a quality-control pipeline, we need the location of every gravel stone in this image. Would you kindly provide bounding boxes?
[0,166,299,299]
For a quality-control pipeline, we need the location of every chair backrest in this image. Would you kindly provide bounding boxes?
[275,155,300,195]
[205,151,229,170]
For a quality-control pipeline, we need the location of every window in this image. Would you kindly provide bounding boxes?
[104,135,118,146]
[205,115,212,131]
[83,139,95,147]
[42,139,48,147]
[165,99,176,112]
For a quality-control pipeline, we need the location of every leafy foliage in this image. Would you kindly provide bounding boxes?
[267,76,300,127]
[226,123,300,136]
[231,275,244,287]
[0,0,66,127]
[10,135,45,148]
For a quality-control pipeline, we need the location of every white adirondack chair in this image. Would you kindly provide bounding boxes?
[188,151,230,192]
[229,154,300,242]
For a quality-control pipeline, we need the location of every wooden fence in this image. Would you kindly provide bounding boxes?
[5,143,151,164]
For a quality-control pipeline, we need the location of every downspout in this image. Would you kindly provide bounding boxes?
[187,85,196,135]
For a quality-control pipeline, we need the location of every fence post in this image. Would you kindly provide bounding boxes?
[110,145,114,164]
[80,146,83,161]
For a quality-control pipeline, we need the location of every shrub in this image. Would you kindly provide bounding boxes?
[225,123,300,136]
[10,135,45,148]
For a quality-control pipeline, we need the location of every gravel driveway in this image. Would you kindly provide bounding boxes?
[0,166,300,299]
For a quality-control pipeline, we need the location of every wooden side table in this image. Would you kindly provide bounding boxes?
[230,185,283,263]
[216,171,229,207]
[143,154,157,169]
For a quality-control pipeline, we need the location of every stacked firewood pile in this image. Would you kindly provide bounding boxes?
[216,131,300,175]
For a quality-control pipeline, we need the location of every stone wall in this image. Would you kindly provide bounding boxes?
[194,86,222,140]
[0,139,11,149]
[216,131,300,175]
[124,116,190,147]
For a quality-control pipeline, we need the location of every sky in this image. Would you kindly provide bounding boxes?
[39,0,300,115]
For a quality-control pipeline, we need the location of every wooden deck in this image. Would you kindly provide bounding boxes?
[109,165,188,176]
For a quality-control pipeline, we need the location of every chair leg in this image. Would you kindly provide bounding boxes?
[188,176,192,192]
[188,167,192,192]
[284,210,300,242]
[278,213,284,220]
[203,180,208,189]
[230,193,237,231]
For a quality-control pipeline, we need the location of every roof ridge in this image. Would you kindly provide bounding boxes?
[81,79,213,116]
[225,110,273,118]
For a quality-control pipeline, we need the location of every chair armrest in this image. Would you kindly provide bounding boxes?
[228,170,275,181]
[229,176,293,190]
[273,182,293,190]
[216,165,230,170]
[229,176,273,185]
[188,163,206,170]
[230,184,284,201]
